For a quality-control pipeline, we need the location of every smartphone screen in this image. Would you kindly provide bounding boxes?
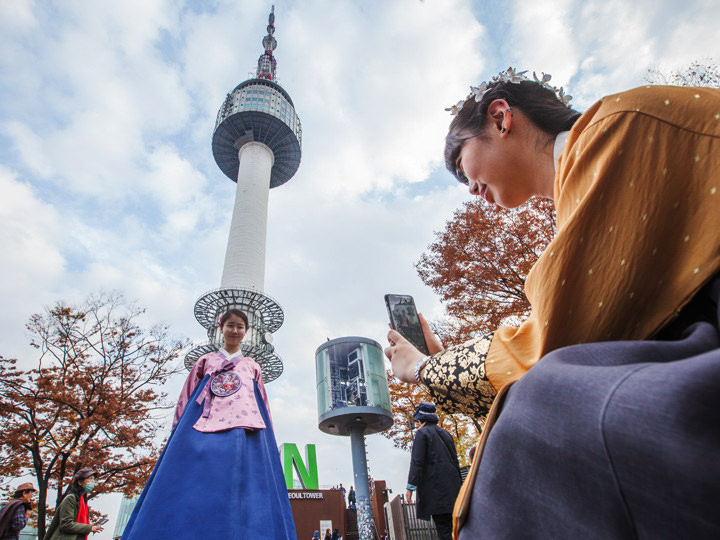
[96,518,109,526]
[384,294,430,355]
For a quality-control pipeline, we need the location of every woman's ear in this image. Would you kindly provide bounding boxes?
[487,99,512,137]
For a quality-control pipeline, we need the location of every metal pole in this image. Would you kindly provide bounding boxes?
[349,423,374,540]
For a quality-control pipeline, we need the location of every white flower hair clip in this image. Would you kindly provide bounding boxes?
[445,67,573,115]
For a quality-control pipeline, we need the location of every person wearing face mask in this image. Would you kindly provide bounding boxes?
[120,309,296,539]
[43,468,104,540]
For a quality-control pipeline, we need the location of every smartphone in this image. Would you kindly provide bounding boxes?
[95,518,109,526]
[384,294,430,355]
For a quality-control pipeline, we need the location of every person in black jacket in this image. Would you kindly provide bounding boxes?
[406,402,462,540]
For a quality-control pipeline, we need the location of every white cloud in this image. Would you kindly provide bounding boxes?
[0,167,65,283]
[141,145,214,236]
[0,166,66,359]
[1,1,192,200]
[501,0,720,109]
[281,0,485,196]
[507,0,580,84]
[0,0,36,33]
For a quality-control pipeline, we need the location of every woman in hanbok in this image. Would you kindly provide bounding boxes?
[122,309,296,539]
[386,69,720,538]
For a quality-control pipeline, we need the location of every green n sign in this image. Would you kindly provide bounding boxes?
[280,443,319,489]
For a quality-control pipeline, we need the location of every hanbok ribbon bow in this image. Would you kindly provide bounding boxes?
[196,356,243,418]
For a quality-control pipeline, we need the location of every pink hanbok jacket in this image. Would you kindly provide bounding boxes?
[172,350,272,433]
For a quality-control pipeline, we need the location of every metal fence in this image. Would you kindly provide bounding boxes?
[384,495,438,540]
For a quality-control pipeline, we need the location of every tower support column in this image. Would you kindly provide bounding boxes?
[221,142,274,292]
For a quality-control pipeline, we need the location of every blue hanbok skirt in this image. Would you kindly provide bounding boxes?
[122,376,296,539]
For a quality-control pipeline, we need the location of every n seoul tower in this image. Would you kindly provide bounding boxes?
[185,6,301,382]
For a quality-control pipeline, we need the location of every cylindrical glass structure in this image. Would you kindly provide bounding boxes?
[315,337,393,436]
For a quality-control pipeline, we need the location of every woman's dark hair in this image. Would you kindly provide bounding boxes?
[219,308,249,329]
[444,80,583,183]
[68,482,86,497]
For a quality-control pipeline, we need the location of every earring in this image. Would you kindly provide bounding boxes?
[506,107,512,111]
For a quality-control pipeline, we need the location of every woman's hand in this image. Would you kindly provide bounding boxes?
[385,314,444,383]
[385,330,423,382]
[405,489,414,503]
[91,525,104,533]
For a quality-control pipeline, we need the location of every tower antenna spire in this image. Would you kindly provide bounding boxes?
[257,5,277,81]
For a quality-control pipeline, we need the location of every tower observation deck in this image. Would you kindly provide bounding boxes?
[185,6,301,383]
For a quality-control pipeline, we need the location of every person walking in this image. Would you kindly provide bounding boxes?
[44,468,104,540]
[405,402,461,540]
[0,483,35,540]
[347,486,356,510]
[338,484,346,506]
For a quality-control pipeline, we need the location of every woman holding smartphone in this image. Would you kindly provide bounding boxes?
[386,70,720,538]
[121,309,296,539]
[43,468,103,539]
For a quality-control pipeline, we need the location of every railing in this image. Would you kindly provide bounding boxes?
[384,495,438,540]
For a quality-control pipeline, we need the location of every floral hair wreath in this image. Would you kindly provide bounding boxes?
[445,67,573,115]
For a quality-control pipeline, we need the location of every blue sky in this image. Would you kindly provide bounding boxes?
[1,0,719,536]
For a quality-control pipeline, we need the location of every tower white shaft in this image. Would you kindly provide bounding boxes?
[220,142,274,292]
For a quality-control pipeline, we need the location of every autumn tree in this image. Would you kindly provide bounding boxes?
[417,197,555,346]
[0,292,188,538]
[646,59,720,88]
